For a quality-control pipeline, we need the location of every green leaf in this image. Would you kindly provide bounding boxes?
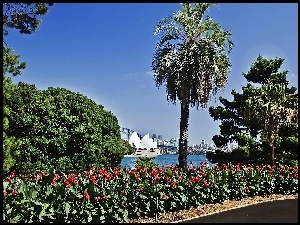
[30,189,37,199]
[165,168,173,176]
[3,182,9,190]
[88,214,92,222]
[99,215,105,221]
[65,202,70,217]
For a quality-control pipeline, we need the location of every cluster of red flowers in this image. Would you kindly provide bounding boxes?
[51,174,60,186]
[3,163,298,208]
[64,173,78,188]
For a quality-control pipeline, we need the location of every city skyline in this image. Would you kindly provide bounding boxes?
[120,127,223,147]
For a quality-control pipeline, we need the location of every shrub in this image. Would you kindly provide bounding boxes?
[5,83,130,175]
[3,163,298,223]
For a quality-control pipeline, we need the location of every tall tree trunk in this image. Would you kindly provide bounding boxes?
[178,98,189,172]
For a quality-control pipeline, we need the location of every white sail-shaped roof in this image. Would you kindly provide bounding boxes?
[128,131,145,149]
[141,133,157,150]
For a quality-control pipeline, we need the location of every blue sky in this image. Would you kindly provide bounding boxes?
[5,3,298,145]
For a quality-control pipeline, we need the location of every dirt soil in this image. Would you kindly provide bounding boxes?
[126,193,298,223]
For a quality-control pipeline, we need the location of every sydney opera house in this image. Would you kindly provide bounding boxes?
[124,132,161,157]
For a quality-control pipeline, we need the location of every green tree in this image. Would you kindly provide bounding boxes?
[243,56,298,166]
[3,3,53,75]
[3,76,22,173]
[3,3,53,36]
[3,3,53,173]
[208,55,298,166]
[6,84,130,174]
[152,3,233,170]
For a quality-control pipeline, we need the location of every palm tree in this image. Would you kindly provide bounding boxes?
[152,3,233,171]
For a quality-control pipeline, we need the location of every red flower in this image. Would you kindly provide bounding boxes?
[138,186,143,191]
[67,173,78,183]
[164,176,170,183]
[162,193,167,200]
[194,176,200,183]
[170,181,176,189]
[293,174,298,179]
[3,190,7,197]
[121,200,126,205]
[188,167,195,172]
[64,180,72,188]
[90,174,97,184]
[51,173,60,186]
[239,177,244,182]
[83,191,90,200]
[102,195,108,201]
[9,171,15,178]
[120,190,125,195]
[246,186,250,192]
[12,189,18,196]
[36,172,43,180]
[202,180,209,188]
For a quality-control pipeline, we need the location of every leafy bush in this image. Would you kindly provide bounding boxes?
[3,163,298,223]
[5,83,130,175]
[134,157,158,170]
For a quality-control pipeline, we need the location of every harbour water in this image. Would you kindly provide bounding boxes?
[121,154,216,169]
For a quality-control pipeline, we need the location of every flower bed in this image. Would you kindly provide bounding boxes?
[3,162,298,223]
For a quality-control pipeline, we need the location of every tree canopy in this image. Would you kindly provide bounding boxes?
[208,55,298,166]
[5,82,130,174]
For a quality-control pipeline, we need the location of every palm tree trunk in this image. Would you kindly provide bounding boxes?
[178,99,189,171]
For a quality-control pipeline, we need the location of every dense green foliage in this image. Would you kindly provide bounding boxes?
[3,163,298,222]
[4,82,130,174]
[3,3,53,173]
[134,157,159,170]
[3,76,22,173]
[208,55,298,165]
[152,3,233,170]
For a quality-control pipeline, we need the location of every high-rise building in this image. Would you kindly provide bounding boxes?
[158,134,162,140]
[152,134,157,139]
[201,139,205,146]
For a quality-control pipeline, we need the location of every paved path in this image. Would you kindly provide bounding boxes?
[179,199,298,223]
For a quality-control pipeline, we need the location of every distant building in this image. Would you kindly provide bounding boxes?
[128,132,157,150]
[158,134,162,140]
[201,139,205,147]
[152,134,157,139]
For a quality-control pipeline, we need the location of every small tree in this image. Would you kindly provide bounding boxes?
[244,81,298,166]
